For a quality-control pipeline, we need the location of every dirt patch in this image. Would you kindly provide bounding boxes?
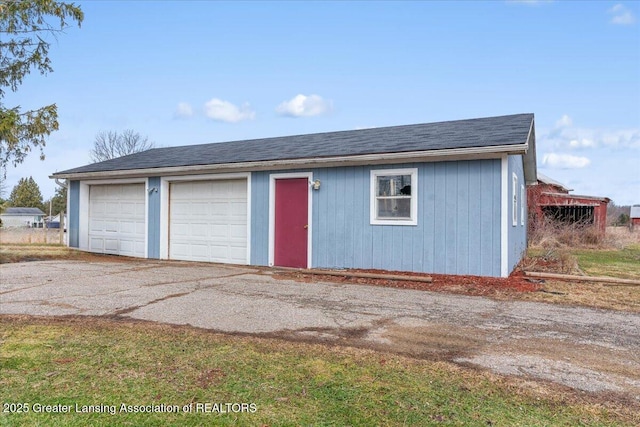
[274,268,541,299]
[374,324,487,359]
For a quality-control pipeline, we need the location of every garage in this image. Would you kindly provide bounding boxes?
[88,184,146,257]
[169,179,248,264]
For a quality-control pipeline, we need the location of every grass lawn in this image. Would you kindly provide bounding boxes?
[1,317,635,427]
[572,244,640,280]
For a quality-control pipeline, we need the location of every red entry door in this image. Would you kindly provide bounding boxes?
[274,178,309,268]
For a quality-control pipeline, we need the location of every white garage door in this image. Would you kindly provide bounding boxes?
[89,184,145,257]
[169,179,248,264]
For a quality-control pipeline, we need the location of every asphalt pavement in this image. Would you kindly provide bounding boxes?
[1,259,639,399]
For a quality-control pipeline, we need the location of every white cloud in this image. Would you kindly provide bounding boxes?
[568,138,594,148]
[608,4,636,25]
[174,102,193,118]
[276,94,332,117]
[204,98,255,123]
[600,128,640,148]
[555,114,572,128]
[542,115,640,150]
[542,153,591,169]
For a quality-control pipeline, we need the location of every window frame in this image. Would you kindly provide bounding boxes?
[520,184,525,226]
[370,168,418,226]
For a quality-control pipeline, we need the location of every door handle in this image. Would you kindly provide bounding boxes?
[303,224,309,229]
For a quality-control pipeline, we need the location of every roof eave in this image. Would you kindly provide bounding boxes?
[50,144,528,180]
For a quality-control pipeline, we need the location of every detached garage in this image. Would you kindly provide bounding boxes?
[53,113,537,277]
[167,178,249,264]
[87,183,145,257]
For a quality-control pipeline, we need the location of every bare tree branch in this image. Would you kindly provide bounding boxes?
[90,129,155,162]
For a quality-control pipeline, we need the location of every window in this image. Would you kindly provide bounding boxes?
[521,184,525,226]
[512,174,518,226]
[370,168,417,225]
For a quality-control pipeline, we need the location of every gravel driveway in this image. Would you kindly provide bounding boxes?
[1,259,639,400]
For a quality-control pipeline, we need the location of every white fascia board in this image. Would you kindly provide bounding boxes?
[50,144,528,181]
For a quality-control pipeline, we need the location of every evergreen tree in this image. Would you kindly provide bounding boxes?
[45,185,67,215]
[1,1,84,172]
[8,176,44,210]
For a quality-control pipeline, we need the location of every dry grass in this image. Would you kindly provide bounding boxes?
[522,225,640,312]
[520,278,640,312]
[529,217,603,249]
[604,226,640,249]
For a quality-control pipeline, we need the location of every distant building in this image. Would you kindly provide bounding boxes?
[0,207,46,228]
[631,205,640,229]
[527,174,610,233]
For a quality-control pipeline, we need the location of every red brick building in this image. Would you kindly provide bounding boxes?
[527,174,610,233]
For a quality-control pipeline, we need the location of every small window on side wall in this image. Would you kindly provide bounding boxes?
[370,168,418,225]
[521,184,525,226]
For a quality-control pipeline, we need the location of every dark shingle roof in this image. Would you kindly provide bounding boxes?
[54,113,534,176]
[3,207,45,215]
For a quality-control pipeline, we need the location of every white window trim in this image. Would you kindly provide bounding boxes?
[512,173,518,227]
[370,168,418,226]
[520,184,525,226]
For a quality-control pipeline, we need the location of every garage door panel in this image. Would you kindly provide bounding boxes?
[89,219,104,232]
[230,224,247,238]
[135,223,146,235]
[191,223,208,236]
[171,223,189,236]
[171,243,189,258]
[210,224,229,238]
[191,202,208,216]
[171,202,190,215]
[169,179,248,264]
[89,183,145,258]
[119,240,135,254]
[90,238,104,252]
[191,244,209,257]
[228,246,248,261]
[120,221,137,234]
[120,203,136,216]
[104,239,119,252]
[229,202,247,215]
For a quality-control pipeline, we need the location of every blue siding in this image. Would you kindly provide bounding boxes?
[250,173,270,266]
[250,160,502,276]
[507,155,527,273]
[147,177,161,258]
[69,180,80,248]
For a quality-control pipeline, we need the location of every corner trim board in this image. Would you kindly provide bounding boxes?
[500,155,509,277]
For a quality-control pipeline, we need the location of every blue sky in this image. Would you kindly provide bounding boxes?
[4,0,639,205]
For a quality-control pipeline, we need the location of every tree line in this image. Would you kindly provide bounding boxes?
[0,176,66,217]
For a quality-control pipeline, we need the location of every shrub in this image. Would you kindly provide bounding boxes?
[528,215,604,249]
